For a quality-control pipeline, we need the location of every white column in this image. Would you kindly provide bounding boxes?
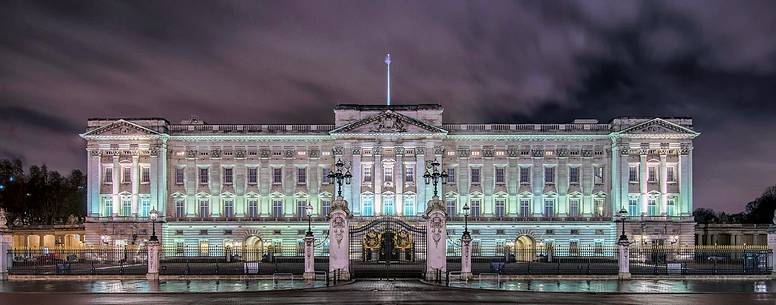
[328,198,350,280]
[303,234,315,280]
[618,239,631,280]
[659,154,668,216]
[460,234,472,280]
[395,154,403,216]
[112,156,120,216]
[131,155,140,216]
[768,226,776,275]
[639,153,647,216]
[0,226,10,281]
[374,153,382,215]
[351,150,362,215]
[532,157,543,217]
[87,151,101,217]
[425,197,447,281]
[146,240,160,281]
[415,151,426,213]
[679,145,692,216]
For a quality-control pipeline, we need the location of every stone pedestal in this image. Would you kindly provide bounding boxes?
[460,233,473,280]
[146,241,160,281]
[328,197,351,281]
[424,197,447,282]
[303,234,315,280]
[618,240,631,280]
[768,225,776,275]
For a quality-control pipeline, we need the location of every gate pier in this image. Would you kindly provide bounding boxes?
[424,197,447,282]
[328,197,351,281]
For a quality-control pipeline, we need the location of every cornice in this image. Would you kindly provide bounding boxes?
[168,135,332,142]
[446,134,610,141]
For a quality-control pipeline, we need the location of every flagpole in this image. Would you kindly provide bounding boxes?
[385,53,391,106]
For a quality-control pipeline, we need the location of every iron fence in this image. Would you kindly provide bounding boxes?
[159,245,311,275]
[629,245,771,275]
[7,247,148,275]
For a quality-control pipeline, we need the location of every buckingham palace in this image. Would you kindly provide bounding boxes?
[79,104,698,258]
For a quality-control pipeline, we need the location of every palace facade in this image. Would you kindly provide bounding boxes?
[80,104,698,256]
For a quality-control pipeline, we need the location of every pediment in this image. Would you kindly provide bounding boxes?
[82,120,161,137]
[618,118,698,136]
[329,110,447,135]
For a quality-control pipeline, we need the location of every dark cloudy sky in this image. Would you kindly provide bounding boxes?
[1,0,775,212]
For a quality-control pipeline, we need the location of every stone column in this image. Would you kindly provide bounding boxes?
[146,240,160,281]
[659,153,668,216]
[328,197,351,280]
[303,233,315,280]
[768,223,776,275]
[0,211,10,281]
[132,155,140,216]
[618,238,631,280]
[460,232,472,280]
[639,152,648,216]
[425,197,447,281]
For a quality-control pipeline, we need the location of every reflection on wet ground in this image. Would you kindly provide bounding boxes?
[0,279,326,293]
[449,279,776,293]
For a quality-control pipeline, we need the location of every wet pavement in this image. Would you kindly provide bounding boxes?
[0,279,774,305]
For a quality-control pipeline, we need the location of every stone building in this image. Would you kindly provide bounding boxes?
[80,104,698,256]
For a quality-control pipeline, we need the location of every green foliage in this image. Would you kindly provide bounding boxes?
[0,159,86,226]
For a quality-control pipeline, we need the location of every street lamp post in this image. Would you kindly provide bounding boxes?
[328,158,352,199]
[462,203,470,239]
[149,208,159,242]
[423,159,448,198]
[618,208,628,242]
[305,203,314,237]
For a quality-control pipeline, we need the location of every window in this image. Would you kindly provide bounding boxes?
[223,168,233,185]
[297,168,306,184]
[248,168,258,184]
[175,199,185,217]
[569,167,579,184]
[594,166,604,184]
[569,240,579,256]
[272,168,282,184]
[594,240,603,255]
[362,196,373,216]
[121,197,132,216]
[199,199,210,217]
[139,198,151,217]
[667,197,676,216]
[544,199,555,217]
[569,198,580,217]
[363,165,372,183]
[519,199,530,216]
[247,199,259,218]
[405,166,414,183]
[403,196,415,216]
[224,200,234,218]
[141,167,150,183]
[629,165,639,183]
[272,200,283,218]
[495,199,505,218]
[447,168,456,185]
[104,167,113,184]
[321,167,331,184]
[446,199,457,217]
[648,166,658,182]
[470,200,481,218]
[520,166,530,184]
[471,168,480,185]
[570,229,580,235]
[122,166,131,184]
[628,197,640,217]
[648,198,658,216]
[495,167,505,184]
[199,168,209,185]
[384,166,393,183]
[321,199,331,216]
[383,196,394,215]
[297,200,307,217]
[175,167,184,185]
[544,167,555,184]
[667,166,676,183]
[594,198,604,216]
[103,197,113,216]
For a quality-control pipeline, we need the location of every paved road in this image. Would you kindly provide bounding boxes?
[1,280,774,305]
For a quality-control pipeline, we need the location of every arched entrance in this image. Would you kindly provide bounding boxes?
[244,235,264,262]
[514,235,536,262]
